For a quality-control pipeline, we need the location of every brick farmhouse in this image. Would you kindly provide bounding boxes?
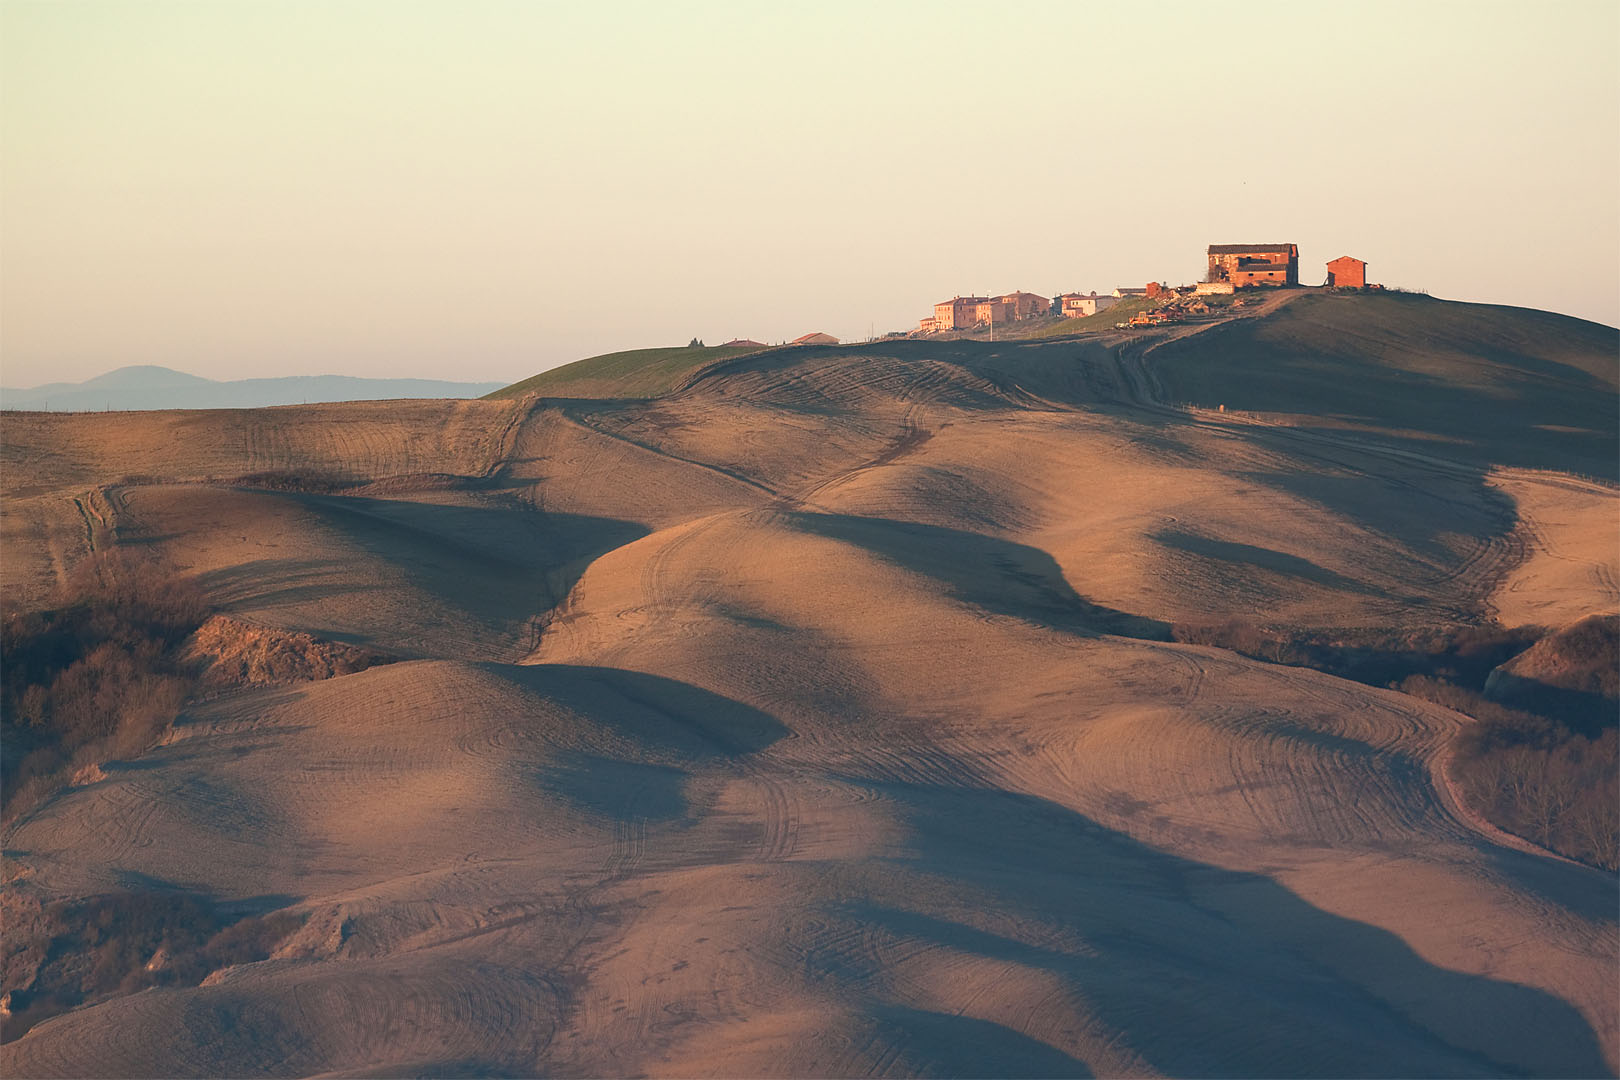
[1207,243,1299,288]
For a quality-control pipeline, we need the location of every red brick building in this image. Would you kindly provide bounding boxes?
[1207,243,1299,287]
[1325,256,1367,288]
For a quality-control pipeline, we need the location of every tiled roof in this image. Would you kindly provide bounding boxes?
[1208,244,1297,255]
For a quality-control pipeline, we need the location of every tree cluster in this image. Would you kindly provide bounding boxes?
[1172,617,1617,871]
[2,889,303,1043]
[1,551,207,821]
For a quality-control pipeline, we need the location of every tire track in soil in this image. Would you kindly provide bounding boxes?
[780,372,942,512]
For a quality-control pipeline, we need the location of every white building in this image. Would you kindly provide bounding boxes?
[1057,292,1119,319]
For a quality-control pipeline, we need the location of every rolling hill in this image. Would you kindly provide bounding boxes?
[483,343,771,401]
[1,289,1616,1077]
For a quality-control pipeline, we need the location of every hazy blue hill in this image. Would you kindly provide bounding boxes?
[80,365,214,388]
[1,366,503,412]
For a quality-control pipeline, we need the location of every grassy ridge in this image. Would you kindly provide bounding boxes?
[485,344,765,401]
[1023,296,1160,338]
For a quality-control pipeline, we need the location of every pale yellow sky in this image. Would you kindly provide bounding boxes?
[3,0,1617,386]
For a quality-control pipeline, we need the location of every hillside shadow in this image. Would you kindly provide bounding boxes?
[867,1004,1095,1078]
[822,780,1614,1079]
[195,498,646,650]
[489,664,789,838]
[284,494,645,603]
[534,752,691,822]
[789,511,1170,640]
[1488,675,1618,736]
[492,663,789,760]
[1475,841,1620,928]
[1233,465,1519,569]
[1152,528,1423,604]
[1145,305,1619,481]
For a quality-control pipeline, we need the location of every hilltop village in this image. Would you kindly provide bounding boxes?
[708,243,1375,348]
[916,242,1375,335]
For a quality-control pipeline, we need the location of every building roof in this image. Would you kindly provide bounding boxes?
[791,332,839,345]
[1326,255,1367,266]
[1208,243,1297,255]
[936,296,989,306]
[721,338,766,348]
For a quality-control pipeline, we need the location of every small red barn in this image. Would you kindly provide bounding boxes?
[1326,256,1367,289]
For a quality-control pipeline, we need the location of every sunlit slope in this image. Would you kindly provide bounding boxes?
[106,483,644,661]
[6,646,1614,1077]
[2,291,1617,1077]
[0,399,528,607]
[0,397,524,493]
[531,308,1616,631]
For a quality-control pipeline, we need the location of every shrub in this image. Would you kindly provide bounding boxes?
[0,890,304,1043]
[1401,674,1619,870]
[1170,618,1615,871]
[1169,619,1538,686]
[0,550,208,822]
[224,470,355,494]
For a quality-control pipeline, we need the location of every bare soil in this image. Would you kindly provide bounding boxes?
[1,292,1615,1077]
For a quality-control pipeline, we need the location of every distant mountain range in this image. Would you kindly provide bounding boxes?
[0,365,504,412]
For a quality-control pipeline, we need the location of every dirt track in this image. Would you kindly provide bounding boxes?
[2,320,1617,1077]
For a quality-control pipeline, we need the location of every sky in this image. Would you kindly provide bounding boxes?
[3,0,1617,387]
